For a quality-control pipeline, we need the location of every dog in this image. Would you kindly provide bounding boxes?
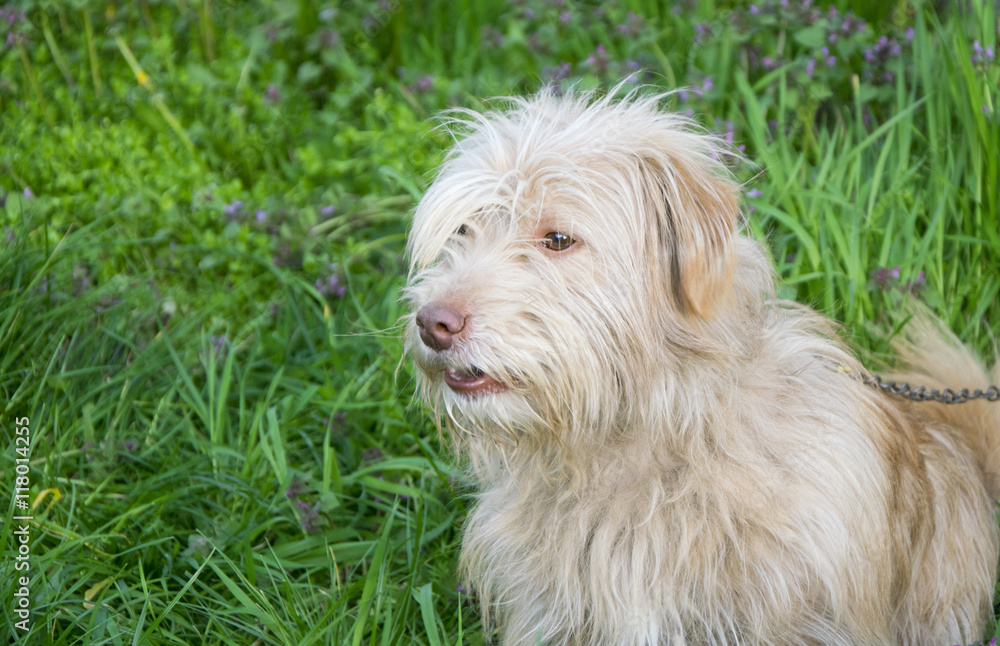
[403,87,1000,645]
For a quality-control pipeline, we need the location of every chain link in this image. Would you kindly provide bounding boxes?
[861,374,1000,404]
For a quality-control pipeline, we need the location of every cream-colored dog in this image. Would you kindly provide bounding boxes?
[404,88,1000,645]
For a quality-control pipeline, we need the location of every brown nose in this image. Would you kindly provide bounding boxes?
[415,302,466,351]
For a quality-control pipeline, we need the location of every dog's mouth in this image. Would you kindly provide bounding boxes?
[444,366,507,396]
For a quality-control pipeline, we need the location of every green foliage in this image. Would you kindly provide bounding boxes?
[0,0,997,644]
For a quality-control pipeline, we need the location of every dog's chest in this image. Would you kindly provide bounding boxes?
[460,453,865,644]
[462,470,756,634]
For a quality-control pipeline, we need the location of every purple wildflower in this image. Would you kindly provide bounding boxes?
[296,499,322,532]
[210,335,227,354]
[73,264,91,294]
[320,204,336,217]
[224,200,244,217]
[902,271,926,294]
[318,29,340,49]
[286,480,305,498]
[324,412,347,430]
[585,44,609,74]
[481,25,504,48]
[22,186,32,199]
[543,61,572,84]
[749,4,759,15]
[700,76,714,94]
[559,10,571,25]
[3,6,26,25]
[719,119,735,144]
[315,265,347,298]
[265,84,281,103]
[694,23,711,43]
[413,75,434,92]
[869,266,901,291]
[805,59,816,78]
[617,11,644,37]
[972,40,996,65]
[747,188,763,199]
[863,35,904,84]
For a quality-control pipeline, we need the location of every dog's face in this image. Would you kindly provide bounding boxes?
[404,91,741,447]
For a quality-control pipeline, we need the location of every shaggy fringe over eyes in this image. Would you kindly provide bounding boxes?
[407,84,744,317]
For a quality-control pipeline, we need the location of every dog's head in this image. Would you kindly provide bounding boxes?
[404,88,744,449]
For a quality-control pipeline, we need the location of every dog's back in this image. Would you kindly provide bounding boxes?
[890,313,1000,497]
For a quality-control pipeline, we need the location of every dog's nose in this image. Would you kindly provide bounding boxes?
[415,302,466,351]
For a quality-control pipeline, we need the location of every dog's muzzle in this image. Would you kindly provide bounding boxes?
[414,301,507,396]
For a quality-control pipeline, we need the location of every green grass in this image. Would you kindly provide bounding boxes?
[1,1,998,644]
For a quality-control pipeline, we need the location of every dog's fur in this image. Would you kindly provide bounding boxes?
[404,88,1000,645]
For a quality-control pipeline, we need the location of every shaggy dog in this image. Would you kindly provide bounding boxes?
[403,88,1000,645]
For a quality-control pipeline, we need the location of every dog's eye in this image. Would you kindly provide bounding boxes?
[540,232,575,252]
[456,224,468,236]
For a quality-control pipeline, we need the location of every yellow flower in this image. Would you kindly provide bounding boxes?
[136,71,151,88]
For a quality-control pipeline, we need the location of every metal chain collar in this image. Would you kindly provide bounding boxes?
[861,373,1000,404]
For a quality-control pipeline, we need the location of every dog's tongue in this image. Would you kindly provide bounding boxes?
[445,367,506,395]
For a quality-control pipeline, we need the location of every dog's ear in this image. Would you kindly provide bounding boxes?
[641,152,739,318]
